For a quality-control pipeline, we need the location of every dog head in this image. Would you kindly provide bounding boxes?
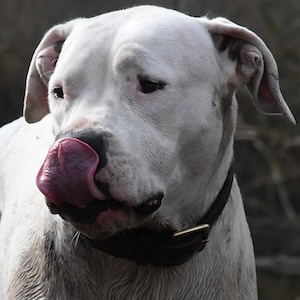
[24,6,294,239]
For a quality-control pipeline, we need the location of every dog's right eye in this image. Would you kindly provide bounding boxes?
[139,79,165,94]
[53,87,64,99]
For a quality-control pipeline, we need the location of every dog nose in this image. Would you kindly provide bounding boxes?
[36,137,107,208]
[56,130,108,170]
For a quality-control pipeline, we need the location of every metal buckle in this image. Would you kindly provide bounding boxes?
[173,224,210,253]
[172,223,210,240]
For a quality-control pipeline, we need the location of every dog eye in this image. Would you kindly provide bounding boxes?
[53,87,64,99]
[139,79,165,94]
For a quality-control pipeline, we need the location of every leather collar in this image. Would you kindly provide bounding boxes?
[84,164,234,267]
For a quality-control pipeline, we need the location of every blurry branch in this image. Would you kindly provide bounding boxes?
[235,126,300,221]
[251,217,300,276]
[252,138,297,220]
[283,136,300,150]
[256,255,300,275]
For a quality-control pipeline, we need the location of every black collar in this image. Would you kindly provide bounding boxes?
[84,164,235,267]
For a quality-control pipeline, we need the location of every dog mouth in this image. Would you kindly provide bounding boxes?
[37,137,163,227]
[47,194,163,224]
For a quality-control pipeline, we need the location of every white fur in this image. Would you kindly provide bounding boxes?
[0,5,294,299]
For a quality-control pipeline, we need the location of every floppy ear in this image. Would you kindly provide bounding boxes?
[24,19,83,123]
[202,17,295,124]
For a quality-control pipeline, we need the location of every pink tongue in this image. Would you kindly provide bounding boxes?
[36,138,106,208]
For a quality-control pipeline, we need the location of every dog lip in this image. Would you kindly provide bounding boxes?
[47,198,124,224]
[46,198,62,214]
[133,199,162,215]
[46,193,163,223]
[133,193,163,216]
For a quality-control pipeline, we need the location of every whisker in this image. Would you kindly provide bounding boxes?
[70,231,81,247]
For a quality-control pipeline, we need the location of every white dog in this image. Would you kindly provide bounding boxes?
[0,5,295,300]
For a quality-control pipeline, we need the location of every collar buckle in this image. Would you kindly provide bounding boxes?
[173,224,210,252]
[173,223,210,239]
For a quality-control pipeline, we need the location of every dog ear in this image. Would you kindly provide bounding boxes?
[24,19,83,123]
[203,17,295,124]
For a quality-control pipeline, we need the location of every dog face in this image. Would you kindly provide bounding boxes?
[24,6,294,239]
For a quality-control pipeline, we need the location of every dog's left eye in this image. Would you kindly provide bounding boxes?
[139,79,165,94]
[53,87,64,99]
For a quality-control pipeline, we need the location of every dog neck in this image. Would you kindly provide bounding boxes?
[83,163,235,267]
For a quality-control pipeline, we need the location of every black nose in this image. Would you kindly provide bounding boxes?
[55,130,108,170]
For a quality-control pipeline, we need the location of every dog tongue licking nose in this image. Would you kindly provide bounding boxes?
[36,138,106,208]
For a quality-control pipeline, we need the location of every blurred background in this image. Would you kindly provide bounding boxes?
[1,0,299,298]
